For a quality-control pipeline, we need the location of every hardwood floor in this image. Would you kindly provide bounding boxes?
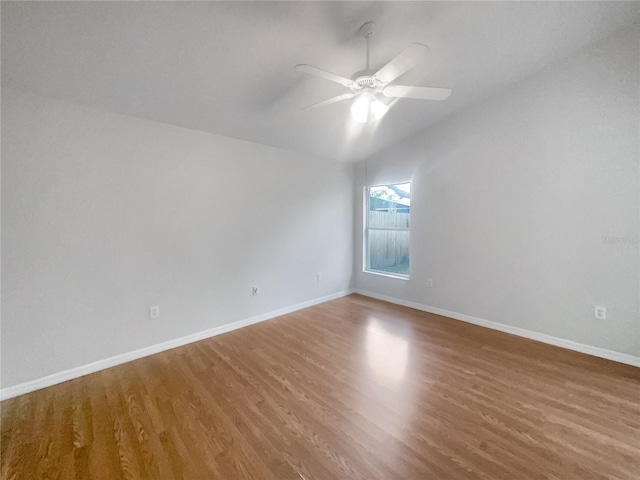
[2,294,639,479]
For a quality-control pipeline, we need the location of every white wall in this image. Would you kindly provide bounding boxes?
[1,88,354,389]
[2,24,638,394]
[354,25,640,357]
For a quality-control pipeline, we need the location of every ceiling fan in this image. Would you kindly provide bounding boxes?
[296,22,452,123]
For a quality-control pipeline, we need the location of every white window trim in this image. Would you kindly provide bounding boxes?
[363,183,411,280]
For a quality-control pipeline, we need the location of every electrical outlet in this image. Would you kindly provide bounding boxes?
[317,272,323,282]
[252,286,259,296]
[427,279,433,288]
[594,306,606,320]
[149,305,160,319]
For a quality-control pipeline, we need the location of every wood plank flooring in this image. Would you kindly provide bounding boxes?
[2,294,639,479]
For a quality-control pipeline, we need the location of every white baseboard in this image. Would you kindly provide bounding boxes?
[354,289,640,368]
[0,289,354,401]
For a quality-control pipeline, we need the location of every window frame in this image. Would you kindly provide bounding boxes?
[363,182,411,280]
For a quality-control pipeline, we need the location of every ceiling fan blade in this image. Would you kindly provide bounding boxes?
[374,43,430,84]
[383,85,451,101]
[302,92,357,110]
[295,64,356,88]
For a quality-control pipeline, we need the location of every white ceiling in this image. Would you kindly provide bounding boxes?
[2,1,638,162]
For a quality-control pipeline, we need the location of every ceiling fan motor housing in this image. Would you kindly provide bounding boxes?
[351,70,385,92]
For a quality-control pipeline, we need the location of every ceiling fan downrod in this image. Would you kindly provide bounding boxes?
[359,22,375,71]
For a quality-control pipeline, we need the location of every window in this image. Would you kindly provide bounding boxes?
[364,182,411,278]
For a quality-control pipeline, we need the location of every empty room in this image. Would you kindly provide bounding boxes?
[1,1,639,479]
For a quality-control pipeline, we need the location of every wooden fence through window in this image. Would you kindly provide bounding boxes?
[368,211,410,270]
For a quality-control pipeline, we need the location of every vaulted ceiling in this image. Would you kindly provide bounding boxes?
[2,1,638,162]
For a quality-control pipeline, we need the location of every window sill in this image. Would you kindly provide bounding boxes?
[363,269,410,281]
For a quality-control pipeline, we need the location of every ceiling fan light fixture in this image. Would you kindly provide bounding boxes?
[351,95,388,123]
[351,95,370,123]
[370,98,389,120]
